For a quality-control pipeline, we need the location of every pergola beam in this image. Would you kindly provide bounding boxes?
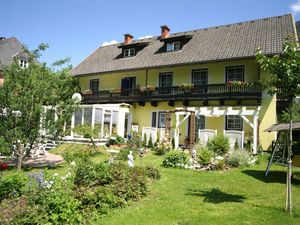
[175,106,261,154]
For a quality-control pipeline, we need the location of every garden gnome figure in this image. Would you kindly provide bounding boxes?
[192,149,197,159]
[139,148,144,160]
[128,151,134,167]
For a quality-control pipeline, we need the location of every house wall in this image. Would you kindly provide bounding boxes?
[78,59,259,91]
[259,70,277,150]
[77,59,276,149]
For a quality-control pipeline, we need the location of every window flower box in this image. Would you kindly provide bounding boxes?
[109,88,121,93]
[140,85,155,95]
[82,89,92,95]
[180,83,194,93]
[226,80,246,87]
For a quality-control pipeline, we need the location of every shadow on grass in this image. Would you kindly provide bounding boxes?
[186,187,246,204]
[242,170,300,185]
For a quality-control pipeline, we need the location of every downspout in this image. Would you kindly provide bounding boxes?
[145,69,148,86]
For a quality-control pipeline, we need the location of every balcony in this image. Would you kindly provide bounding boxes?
[82,83,262,104]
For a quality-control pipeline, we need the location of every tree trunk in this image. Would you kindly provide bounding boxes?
[16,145,23,172]
[286,100,293,213]
[91,137,96,153]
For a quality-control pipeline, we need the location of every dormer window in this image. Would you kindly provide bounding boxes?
[124,48,135,57]
[19,59,28,68]
[166,42,180,52]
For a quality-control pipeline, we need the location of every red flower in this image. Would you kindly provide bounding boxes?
[0,163,8,170]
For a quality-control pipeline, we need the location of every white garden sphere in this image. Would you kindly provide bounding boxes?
[72,93,82,103]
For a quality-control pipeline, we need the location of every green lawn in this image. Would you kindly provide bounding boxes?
[5,144,300,225]
[94,152,300,225]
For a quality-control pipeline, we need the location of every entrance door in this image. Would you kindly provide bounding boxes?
[121,77,136,96]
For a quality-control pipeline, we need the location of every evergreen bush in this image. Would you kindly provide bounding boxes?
[207,134,230,156]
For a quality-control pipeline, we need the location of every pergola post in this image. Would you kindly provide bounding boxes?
[91,106,95,129]
[109,110,113,136]
[101,109,104,137]
[117,109,125,138]
[253,114,258,155]
[174,113,180,149]
[71,113,75,138]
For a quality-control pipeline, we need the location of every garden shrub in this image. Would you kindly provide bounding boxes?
[144,166,161,180]
[116,147,137,161]
[154,139,173,155]
[106,135,125,147]
[34,189,81,225]
[226,150,254,167]
[62,148,92,164]
[0,196,29,225]
[142,133,147,147]
[5,153,159,224]
[0,174,26,201]
[0,136,11,156]
[207,134,230,156]
[234,138,239,151]
[215,159,225,170]
[76,185,124,213]
[74,157,112,187]
[9,203,48,225]
[197,147,215,165]
[127,132,142,151]
[17,167,82,225]
[148,134,154,149]
[162,150,189,168]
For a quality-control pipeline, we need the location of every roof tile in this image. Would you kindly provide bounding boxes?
[72,14,296,76]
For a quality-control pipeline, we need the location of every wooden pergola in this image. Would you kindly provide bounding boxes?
[166,106,261,154]
[165,109,196,149]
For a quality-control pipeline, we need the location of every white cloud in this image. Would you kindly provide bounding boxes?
[138,35,153,40]
[290,0,300,15]
[102,40,118,46]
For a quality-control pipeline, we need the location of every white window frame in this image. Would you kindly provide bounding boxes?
[19,59,28,68]
[192,69,208,85]
[166,41,180,52]
[197,115,206,130]
[151,111,166,128]
[226,65,244,82]
[225,115,243,131]
[158,112,166,128]
[124,48,135,57]
[89,79,99,92]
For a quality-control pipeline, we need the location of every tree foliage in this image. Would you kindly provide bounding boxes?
[256,38,300,213]
[280,103,300,123]
[0,44,80,170]
[74,125,100,150]
[256,39,300,99]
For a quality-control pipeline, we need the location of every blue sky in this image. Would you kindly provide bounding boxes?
[1,0,300,67]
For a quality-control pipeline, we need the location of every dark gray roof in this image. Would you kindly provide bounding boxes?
[0,37,26,69]
[72,14,297,76]
[265,122,300,132]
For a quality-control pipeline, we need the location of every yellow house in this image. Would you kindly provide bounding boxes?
[71,14,297,153]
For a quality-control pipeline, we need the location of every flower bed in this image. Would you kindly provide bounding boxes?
[0,153,160,225]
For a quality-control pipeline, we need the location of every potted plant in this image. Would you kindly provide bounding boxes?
[226,80,246,87]
[180,83,194,93]
[82,89,92,95]
[109,88,121,94]
[140,85,155,95]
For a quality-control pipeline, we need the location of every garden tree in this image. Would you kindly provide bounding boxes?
[280,103,300,123]
[256,39,300,213]
[0,44,80,172]
[73,124,99,151]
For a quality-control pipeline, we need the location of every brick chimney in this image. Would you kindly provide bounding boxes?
[124,34,133,44]
[160,25,170,39]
